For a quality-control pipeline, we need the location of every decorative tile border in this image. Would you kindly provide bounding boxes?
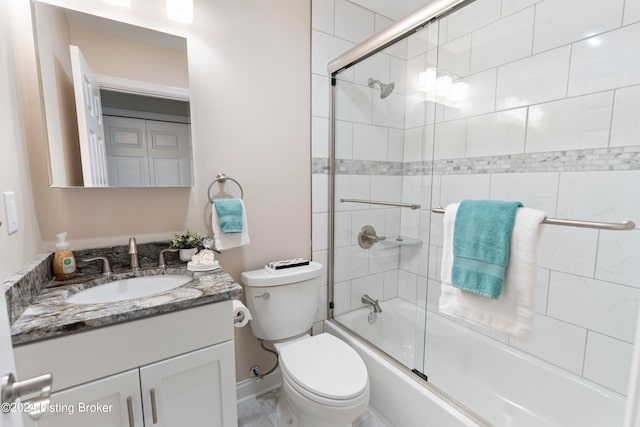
[312,145,640,175]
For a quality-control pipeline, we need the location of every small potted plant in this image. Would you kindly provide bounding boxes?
[171,231,204,261]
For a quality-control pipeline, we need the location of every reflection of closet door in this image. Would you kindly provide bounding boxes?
[146,121,191,186]
[104,116,150,187]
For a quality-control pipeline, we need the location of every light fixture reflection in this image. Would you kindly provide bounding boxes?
[418,67,469,107]
[167,0,193,24]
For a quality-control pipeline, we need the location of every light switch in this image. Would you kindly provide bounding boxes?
[3,192,18,235]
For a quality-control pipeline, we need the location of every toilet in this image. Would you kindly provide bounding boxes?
[241,262,370,427]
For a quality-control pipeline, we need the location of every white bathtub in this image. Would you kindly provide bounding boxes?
[334,298,625,427]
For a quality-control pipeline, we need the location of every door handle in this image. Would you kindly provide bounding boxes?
[1,372,53,420]
[150,388,158,424]
[126,396,135,427]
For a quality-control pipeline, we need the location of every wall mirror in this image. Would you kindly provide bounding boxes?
[32,1,193,188]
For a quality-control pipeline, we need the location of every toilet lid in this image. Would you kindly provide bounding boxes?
[279,334,368,400]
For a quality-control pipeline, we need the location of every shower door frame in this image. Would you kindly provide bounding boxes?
[324,0,640,426]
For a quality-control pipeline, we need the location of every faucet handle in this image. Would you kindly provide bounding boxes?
[82,257,113,276]
[158,248,179,269]
[128,237,138,254]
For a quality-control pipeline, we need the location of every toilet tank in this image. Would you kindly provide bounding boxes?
[241,262,323,341]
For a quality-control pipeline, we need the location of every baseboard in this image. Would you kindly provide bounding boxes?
[236,368,282,403]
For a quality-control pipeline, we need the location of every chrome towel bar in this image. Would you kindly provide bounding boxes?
[431,207,635,231]
[340,198,421,210]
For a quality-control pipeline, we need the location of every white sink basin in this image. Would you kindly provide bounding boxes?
[66,275,193,304]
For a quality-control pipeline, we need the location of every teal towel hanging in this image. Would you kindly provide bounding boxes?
[452,199,522,299]
[213,198,244,233]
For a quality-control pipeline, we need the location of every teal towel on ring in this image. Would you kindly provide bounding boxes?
[452,199,522,299]
[213,199,244,233]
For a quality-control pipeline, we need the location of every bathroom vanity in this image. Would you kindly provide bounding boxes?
[8,262,243,427]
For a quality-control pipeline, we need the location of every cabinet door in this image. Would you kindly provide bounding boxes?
[140,341,237,427]
[23,369,143,427]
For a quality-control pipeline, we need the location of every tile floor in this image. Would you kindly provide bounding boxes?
[237,388,389,427]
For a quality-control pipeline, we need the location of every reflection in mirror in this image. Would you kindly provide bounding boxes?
[32,2,193,187]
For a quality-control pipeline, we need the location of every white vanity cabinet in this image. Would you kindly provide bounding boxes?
[15,301,238,427]
[24,369,143,427]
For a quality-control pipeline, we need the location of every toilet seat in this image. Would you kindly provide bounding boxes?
[279,334,368,406]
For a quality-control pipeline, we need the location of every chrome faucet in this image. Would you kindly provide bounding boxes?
[82,257,113,276]
[361,294,382,313]
[128,237,140,271]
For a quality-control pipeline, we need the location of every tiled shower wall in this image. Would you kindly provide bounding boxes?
[312,0,640,396]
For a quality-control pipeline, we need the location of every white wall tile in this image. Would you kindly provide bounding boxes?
[335,80,372,124]
[501,0,539,17]
[611,84,640,147]
[350,273,384,310]
[312,173,328,213]
[312,0,335,33]
[398,269,417,302]
[374,13,394,34]
[400,209,420,241]
[389,57,407,96]
[312,212,328,251]
[510,314,587,374]
[584,332,634,394]
[312,30,355,75]
[439,174,491,206]
[625,0,640,25]
[312,250,328,287]
[548,271,640,342]
[334,0,375,44]
[434,119,467,160]
[538,226,599,276]
[312,117,329,158]
[402,175,423,207]
[335,120,353,159]
[353,123,388,161]
[383,269,399,300]
[354,52,390,87]
[557,171,640,226]
[470,8,534,73]
[596,230,640,288]
[442,68,498,120]
[334,174,370,211]
[496,46,571,109]
[536,268,550,314]
[466,109,526,157]
[489,172,559,214]
[334,280,351,316]
[387,128,404,161]
[438,35,471,77]
[334,211,352,248]
[312,74,330,118]
[405,93,426,129]
[444,0,501,43]
[371,175,402,203]
[568,23,640,97]
[407,23,438,58]
[385,208,401,238]
[400,244,420,274]
[525,92,614,153]
[416,276,428,308]
[370,246,400,275]
[533,0,624,54]
[334,245,368,282]
[372,92,405,128]
[403,127,423,162]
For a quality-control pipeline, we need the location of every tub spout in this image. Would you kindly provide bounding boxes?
[361,294,382,313]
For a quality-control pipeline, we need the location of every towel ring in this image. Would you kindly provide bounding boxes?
[207,173,244,202]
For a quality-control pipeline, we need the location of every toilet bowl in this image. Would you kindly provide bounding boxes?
[241,262,370,426]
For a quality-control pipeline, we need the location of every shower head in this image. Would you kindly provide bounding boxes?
[368,78,395,99]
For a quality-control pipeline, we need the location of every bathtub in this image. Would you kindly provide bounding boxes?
[333,298,625,427]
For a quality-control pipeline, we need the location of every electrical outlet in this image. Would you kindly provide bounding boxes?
[3,192,18,235]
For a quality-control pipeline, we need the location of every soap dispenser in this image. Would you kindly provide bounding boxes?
[53,232,77,280]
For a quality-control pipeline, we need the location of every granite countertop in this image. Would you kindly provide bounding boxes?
[10,266,243,346]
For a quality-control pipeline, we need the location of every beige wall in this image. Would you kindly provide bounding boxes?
[0,0,44,282]
[9,0,311,382]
